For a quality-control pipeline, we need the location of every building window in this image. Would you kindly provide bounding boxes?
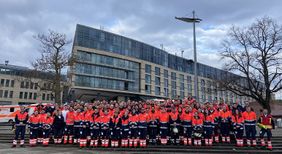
[1,79,5,86]
[47,94,50,101]
[187,76,192,83]
[4,90,8,98]
[30,82,34,89]
[164,69,168,78]
[145,74,151,84]
[24,92,28,99]
[171,89,177,98]
[5,79,10,87]
[42,93,46,100]
[155,67,160,76]
[0,90,3,98]
[29,92,32,99]
[145,85,151,94]
[155,76,160,86]
[20,81,24,88]
[201,79,205,86]
[11,80,14,87]
[9,91,13,98]
[25,82,29,89]
[164,88,169,97]
[145,64,151,74]
[155,87,160,95]
[171,72,176,80]
[35,83,38,90]
[33,93,37,100]
[171,81,176,89]
[47,83,51,90]
[164,79,168,88]
[19,92,23,99]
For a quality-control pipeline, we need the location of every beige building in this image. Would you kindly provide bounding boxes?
[0,64,58,105]
[69,24,252,104]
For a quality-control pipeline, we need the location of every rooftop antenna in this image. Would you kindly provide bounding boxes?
[100,25,104,30]
[160,44,164,50]
[5,60,9,66]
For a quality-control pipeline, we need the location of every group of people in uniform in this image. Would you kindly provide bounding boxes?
[12,97,275,150]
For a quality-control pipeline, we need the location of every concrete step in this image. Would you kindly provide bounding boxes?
[6,145,282,153]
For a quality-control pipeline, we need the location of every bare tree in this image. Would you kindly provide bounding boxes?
[33,30,73,105]
[220,17,282,112]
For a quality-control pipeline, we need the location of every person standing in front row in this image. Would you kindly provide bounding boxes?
[258,109,275,150]
[243,106,257,147]
[12,106,28,148]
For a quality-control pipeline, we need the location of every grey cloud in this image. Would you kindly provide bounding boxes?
[0,0,282,69]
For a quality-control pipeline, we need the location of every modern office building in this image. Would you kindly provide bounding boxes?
[0,63,64,105]
[69,24,251,103]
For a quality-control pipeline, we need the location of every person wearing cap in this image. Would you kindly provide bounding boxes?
[12,106,28,148]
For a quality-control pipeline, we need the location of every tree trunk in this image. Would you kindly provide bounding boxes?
[54,74,62,105]
[260,99,271,114]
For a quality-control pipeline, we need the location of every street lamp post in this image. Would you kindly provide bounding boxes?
[175,11,202,102]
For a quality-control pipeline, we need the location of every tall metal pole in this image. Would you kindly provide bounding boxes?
[192,11,199,102]
[175,11,201,102]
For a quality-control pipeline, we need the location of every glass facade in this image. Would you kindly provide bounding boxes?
[74,24,233,80]
[72,24,248,102]
[75,51,140,92]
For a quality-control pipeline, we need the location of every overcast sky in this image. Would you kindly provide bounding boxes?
[1,0,282,69]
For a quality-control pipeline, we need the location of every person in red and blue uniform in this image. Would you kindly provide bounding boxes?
[219,106,232,143]
[258,109,275,150]
[180,106,193,146]
[121,110,130,147]
[203,109,214,146]
[192,111,204,146]
[110,110,121,147]
[232,109,244,147]
[100,109,111,147]
[148,106,159,145]
[129,109,139,147]
[28,110,40,147]
[90,108,100,147]
[243,106,257,147]
[138,108,149,147]
[169,107,180,145]
[12,106,28,148]
[159,107,170,145]
[42,112,54,147]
